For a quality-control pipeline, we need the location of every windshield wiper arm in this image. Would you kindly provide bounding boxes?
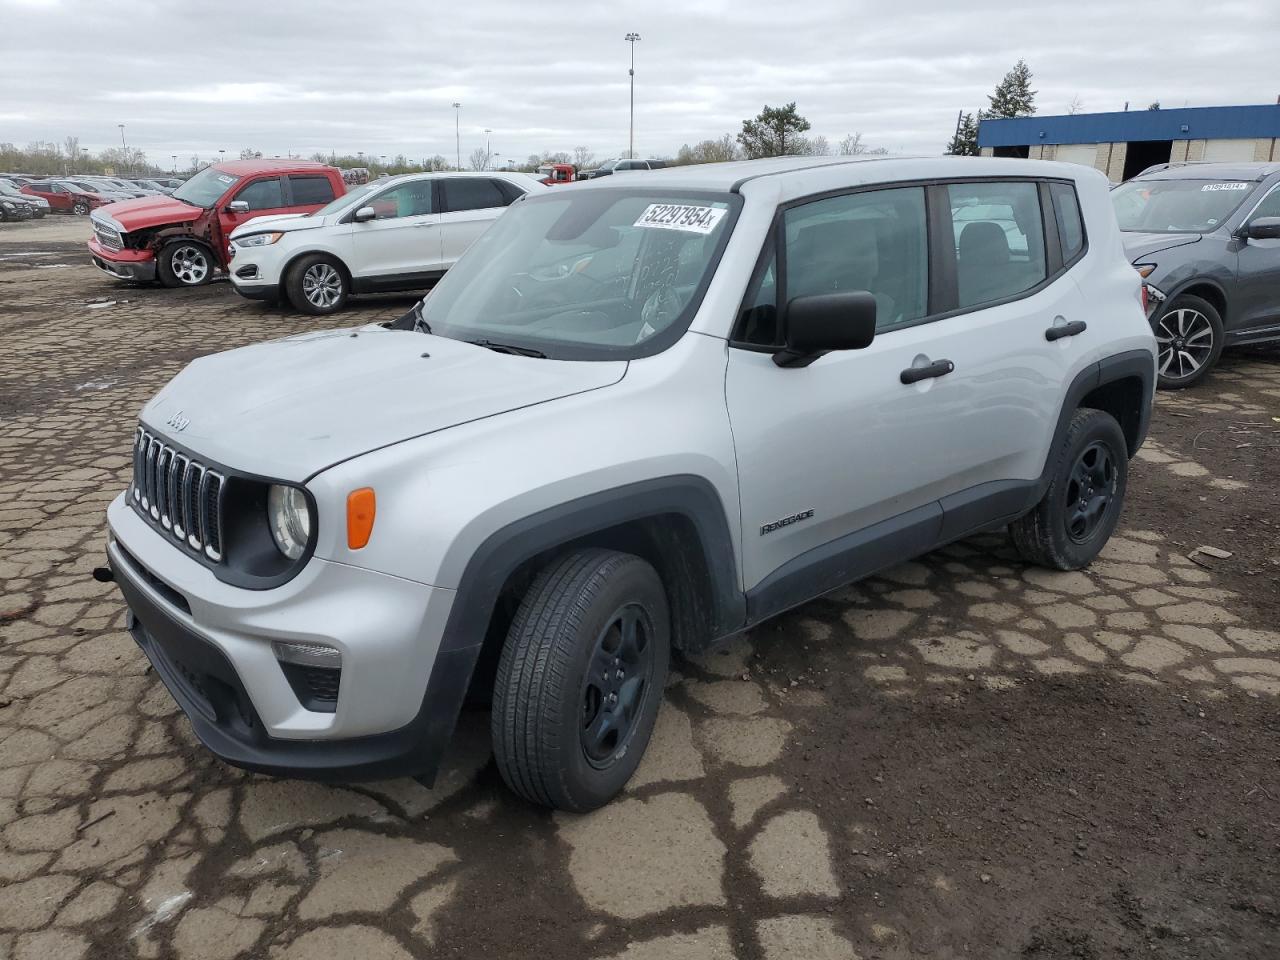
[468,338,546,359]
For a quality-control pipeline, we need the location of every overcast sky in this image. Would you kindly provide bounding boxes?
[2,0,1277,167]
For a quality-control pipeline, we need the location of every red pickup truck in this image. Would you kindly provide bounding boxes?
[87,159,345,287]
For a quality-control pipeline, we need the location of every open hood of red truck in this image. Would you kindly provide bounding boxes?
[96,195,204,232]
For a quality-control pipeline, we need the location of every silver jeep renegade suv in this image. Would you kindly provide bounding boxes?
[105,156,1157,811]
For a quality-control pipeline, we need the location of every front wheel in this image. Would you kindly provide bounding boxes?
[1153,294,1223,390]
[1011,408,1128,570]
[72,200,90,216]
[492,549,670,812]
[157,241,214,287]
[285,254,349,315]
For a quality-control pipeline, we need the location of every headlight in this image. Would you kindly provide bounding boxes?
[234,232,284,248]
[267,484,311,560]
[1,200,13,210]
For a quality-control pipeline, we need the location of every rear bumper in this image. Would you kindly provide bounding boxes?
[89,237,157,282]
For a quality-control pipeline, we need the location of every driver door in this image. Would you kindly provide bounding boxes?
[218,177,291,255]
[346,180,443,281]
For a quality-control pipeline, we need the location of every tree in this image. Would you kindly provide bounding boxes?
[837,132,888,156]
[572,146,595,170]
[737,102,812,159]
[239,148,262,160]
[100,145,147,175]
[806,135,831,156]
[946,113,980,156]
[1066,95,1084,116]
[986,59,1037,119]
[425,155,448,171]
[469,146,491,171]
[674,134,740,165]
[1147,101,1161,111]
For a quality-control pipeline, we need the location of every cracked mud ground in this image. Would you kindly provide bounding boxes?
[1,218,1278,960]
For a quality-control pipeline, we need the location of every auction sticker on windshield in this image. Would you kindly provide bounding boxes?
[634,203,727,234]
[1201,182,1250,191]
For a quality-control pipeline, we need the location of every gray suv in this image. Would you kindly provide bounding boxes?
[1113,162,1280,388]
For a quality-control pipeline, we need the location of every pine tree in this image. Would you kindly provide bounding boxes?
[946,112,980,156]
[986,60,1037,119]
[737,103,812,158]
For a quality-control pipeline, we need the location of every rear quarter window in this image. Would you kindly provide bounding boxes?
[1050,182,1086,263]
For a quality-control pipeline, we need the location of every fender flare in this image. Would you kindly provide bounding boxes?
[405,475,744,785]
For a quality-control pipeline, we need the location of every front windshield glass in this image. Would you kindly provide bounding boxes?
[173,166,242,207]
[310,180,384,217]
[1111,178,1256,233]
[419,189,738,359]
[0,181,21,197]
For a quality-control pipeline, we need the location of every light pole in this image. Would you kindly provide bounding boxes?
[452,103,461,170]
[625,33,640,159]
[484,129,492,170]
[171,154,177,173]
[218,148,225,164]
[118,123,128,174]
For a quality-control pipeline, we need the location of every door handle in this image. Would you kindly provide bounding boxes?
[900,359,955,384]
[1045,319,1087,341]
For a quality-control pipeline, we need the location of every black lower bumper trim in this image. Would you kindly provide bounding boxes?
[231,281,278,301]
[92,256,157,283]
[110,548,476,784]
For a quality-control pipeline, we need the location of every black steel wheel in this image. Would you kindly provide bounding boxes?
[1011,408,1128,570]
[492,548,670,811]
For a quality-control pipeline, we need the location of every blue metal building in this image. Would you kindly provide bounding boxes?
[977,103,1280,181]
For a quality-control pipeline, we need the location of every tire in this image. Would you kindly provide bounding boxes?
[1011,408,1128,571]
[1153,294,1224,390]
[157,241,215,288]
[71,199,90,216]
[285,254,349,315]
[492,549,670,812]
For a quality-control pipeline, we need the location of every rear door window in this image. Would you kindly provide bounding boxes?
[948,181,1047,308]
[440,178,511,213]
[1049,182,1086,263]
[289,175,336,205]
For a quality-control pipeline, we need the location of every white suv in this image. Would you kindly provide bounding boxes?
[228,171,545,314]
[105,156,1156,811]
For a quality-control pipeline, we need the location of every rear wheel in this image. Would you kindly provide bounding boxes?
[1011,408,1128,570]
[72,199,90,216]
[157,241,214,287]
[1153,294,1224,390]
[492,549,670,812]
[285,254,349,315]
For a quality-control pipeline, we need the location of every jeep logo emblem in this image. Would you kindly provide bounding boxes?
[166,411,190,432]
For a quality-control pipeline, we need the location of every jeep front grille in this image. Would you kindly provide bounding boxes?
[92,219,123,250]
[131,427,225,562]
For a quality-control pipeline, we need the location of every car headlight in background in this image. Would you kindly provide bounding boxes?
[234,232,284,248]
[267,484,311,560]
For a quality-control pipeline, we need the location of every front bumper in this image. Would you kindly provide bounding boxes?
[89,237,157,282]
[228,247,285,293]
[106,492,474,782]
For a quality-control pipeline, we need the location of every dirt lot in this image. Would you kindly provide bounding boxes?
[1,216,1278,960]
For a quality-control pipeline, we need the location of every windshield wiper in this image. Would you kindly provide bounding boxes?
[468,338,546,358]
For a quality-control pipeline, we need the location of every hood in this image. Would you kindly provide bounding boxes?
[230,212,318,238]
[1120,231,1201,262]
[141,325,627,480]
[99,194,203,232]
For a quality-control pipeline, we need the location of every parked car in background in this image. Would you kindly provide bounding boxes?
[582,158,667,179]
[22,179,113,215]
[0,193,36,222]
[536,162,577,185]
[342,168,371,185]
[105,156,1154,811]
[90,177,160,198]
[578,159,619,179]
[132,178,178,194]
[0,179,48,217]
[228,171,544,313]
[1113,161,1280,388]
[65,179,134,202]
[87,159,346,287]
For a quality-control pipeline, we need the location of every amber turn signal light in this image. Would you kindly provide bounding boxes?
[346,488,376,550]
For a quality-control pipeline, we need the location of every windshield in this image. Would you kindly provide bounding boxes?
[0,181,21,197]
[173,166,242,207]
[418,189,738,360]
[1111,178,1256,233]
[310,180,383,217]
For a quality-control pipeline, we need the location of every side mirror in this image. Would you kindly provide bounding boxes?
[773,292,877,368]
[1246,216,1280,241]
[353,206,377,223]
[227,200,249,214]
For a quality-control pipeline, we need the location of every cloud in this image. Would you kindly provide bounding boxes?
[1,0,1276,163]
